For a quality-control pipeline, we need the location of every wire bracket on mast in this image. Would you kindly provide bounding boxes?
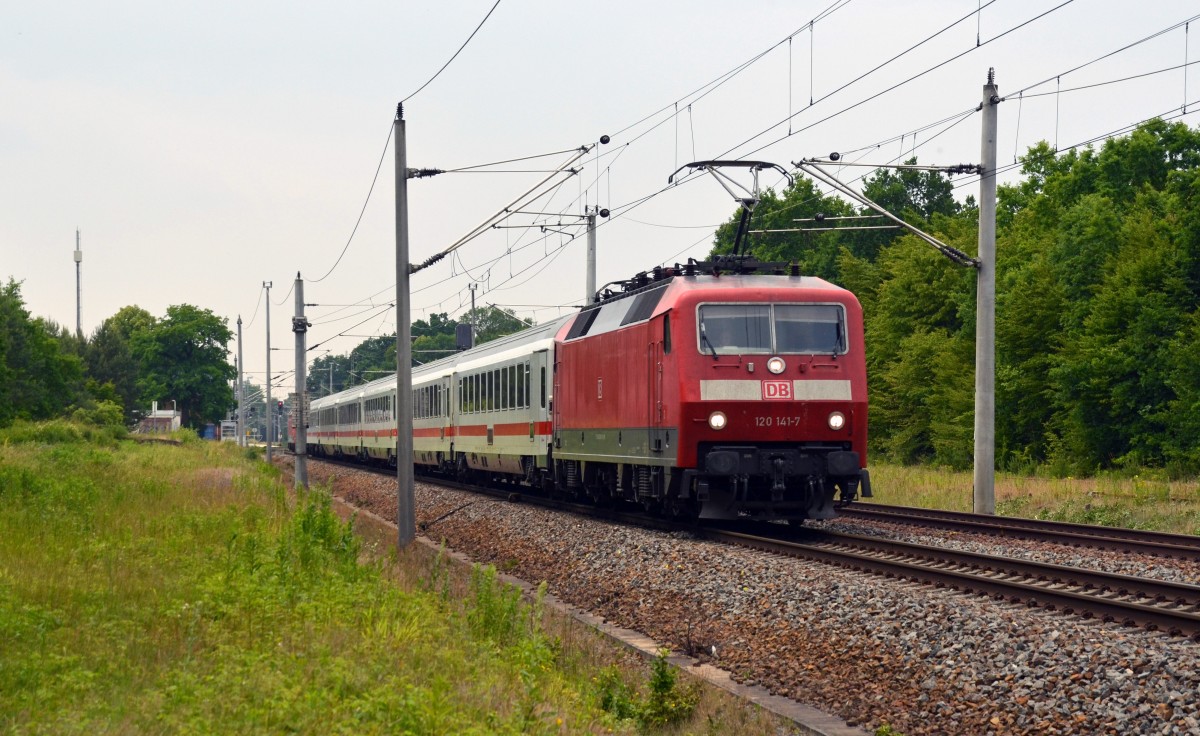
[792,157,980,268]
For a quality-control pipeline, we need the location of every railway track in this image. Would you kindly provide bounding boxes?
[841,502,1200,560]
[309,457,1200,639]
[714,524,1200,641]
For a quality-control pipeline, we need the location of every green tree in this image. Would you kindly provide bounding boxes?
[85,305,156,423]
[468,306,532,344]
[864,225,976,467]
[412,312,459,365]
[0,279,84,426]
[1050,200,1191,470]
[131,304,235,428]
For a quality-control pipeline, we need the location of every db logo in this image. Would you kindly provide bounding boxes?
[762,380,792,400]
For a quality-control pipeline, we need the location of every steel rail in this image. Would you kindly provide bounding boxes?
[842,503,1200,560]
[711,526,1200,641]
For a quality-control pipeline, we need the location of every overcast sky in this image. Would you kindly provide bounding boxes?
[3,1,1198,391]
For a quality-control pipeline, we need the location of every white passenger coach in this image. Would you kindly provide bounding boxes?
[306,316,571,484]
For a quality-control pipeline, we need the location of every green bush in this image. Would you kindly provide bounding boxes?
[0,419,85,444]
[468,564,525,646]
[70,400,125,428]
[593,650,698,729]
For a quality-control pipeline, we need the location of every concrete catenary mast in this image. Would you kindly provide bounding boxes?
[74,229,82,339]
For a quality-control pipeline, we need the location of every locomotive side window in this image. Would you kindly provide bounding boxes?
[663,314,671,354]
[698,305,771,354]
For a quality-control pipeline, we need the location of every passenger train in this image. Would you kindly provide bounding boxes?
[297,258,870,521]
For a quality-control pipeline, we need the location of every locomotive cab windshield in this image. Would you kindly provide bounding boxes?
[697,303,846,355]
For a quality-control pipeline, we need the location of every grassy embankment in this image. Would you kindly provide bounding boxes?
[0,421,785,735]
[868,463,1200,535]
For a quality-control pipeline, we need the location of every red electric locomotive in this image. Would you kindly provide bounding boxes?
[293,256,869,523]
[551,257,870,521]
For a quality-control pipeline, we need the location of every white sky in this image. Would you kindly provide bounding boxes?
[3,1,1198,389]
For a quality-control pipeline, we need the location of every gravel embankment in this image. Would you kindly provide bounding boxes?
[288,458,1200,736]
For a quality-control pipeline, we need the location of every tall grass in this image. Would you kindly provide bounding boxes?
[867,462,1200,535]
[0,428,790,734]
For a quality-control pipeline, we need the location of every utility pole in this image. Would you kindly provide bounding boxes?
[264,281,273,461]
[237,315,245,447]
[395,104,416,547]
[467,282,478,342]
[974,69,999,515]
[73,229,82,340]
[585,209,597,304]
[293,273,310,489]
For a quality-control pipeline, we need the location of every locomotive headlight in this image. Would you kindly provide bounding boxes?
[766,356,786,374]
[708,411,728,430]
[827,411,846,431]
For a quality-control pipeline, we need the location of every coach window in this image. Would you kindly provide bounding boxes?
[501,367,509,410]
[540,366,547,409]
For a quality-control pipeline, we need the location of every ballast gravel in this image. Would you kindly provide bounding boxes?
[288,458,1200,736]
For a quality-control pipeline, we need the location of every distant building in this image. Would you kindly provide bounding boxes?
[138,401,181,433]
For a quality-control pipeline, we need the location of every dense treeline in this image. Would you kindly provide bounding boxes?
[0,282,234,429]
[710,119,1200,476]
